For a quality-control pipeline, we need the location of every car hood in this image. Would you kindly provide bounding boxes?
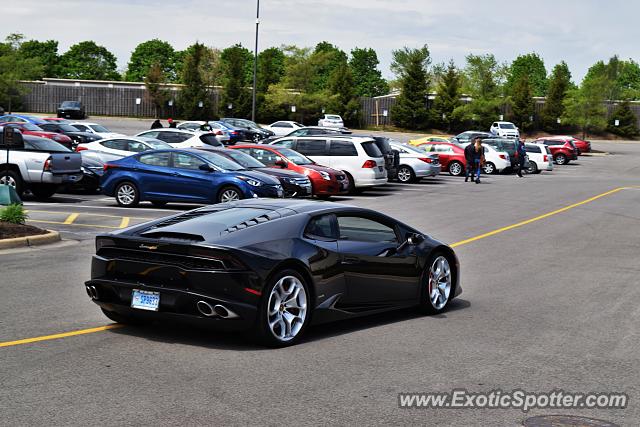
[303,163,343,175]
[250,167,308,180]
[233,169,281,185]
[67,131,100,139]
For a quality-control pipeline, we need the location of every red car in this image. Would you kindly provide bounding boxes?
[533,138,578,165]
[230,144,349,198]
[43,117,73,124]
[415,142,467,176]
[543,135,591,155]
[2,122,73,149]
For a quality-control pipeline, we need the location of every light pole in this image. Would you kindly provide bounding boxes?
[251,0,260,122]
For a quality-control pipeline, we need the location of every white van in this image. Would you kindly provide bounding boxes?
[270,136,387,192]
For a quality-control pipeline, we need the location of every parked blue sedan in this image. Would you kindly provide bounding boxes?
[101,149,284,207]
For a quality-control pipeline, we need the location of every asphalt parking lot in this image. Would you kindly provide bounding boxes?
[1,126,639,425]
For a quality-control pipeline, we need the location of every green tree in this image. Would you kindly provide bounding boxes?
[125,39,177,82]
[540,61,572,131]
[562,74,608,138]
[281,45,314,92]
[19,39,59,78]
[607,100,639,138]
[144,62,169,118]
[510,75,534,130]
[327,63,360,126]
[221,44,252,118]
[349,47,388,97]
[455,54,505,128]
[0,34,43,111]
[257,47,285,93]
[309,42,347,92]
[506,53,547,96]
[431,60,462,131]
[178,43,212,120]
[58,41,120,80]
[391,46,430,130]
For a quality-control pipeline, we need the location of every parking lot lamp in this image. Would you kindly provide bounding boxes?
[251,0,260,122]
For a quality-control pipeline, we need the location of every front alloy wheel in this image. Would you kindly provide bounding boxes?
[115,182,139,207]
[397,166,415,183]
[252,133,261,143]
[555,154,567,165]
[421,255,452,313]
[218,187,241,203]
[449,161,463,176]
[482,162,495,175]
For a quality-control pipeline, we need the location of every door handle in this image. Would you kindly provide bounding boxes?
[341,257,361,265]
[171,172,180,176]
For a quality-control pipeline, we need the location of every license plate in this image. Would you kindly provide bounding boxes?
[131,289,160,311]
[378,166,384,172]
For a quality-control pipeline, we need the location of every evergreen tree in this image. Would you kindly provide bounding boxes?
[562,74,608,138]
[608,100,639,138]
[506,53,547,96]
[349,48,388,97]
[431,59,462,131]
[221,44,252,118]
[391,47,430,129]
[541,62,572,132]
[178,43,212,120]
[309,42,347,92]
[510,75,534,130]
[456,54,504,129]
[327,63,360,127]
[144,62,168,118]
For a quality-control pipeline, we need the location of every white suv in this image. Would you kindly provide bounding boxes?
[318,114,344,128]
[270,136,387,192]
[489,121,520,139]
[524,143,553,174]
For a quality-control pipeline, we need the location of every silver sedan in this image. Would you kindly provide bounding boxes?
[390,142,441,183]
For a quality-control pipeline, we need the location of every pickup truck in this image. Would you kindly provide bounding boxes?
[0,132,83,199]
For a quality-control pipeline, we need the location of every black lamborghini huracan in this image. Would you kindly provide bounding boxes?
[85,199,461,346]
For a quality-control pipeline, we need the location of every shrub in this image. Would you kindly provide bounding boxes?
[0,203,28,224]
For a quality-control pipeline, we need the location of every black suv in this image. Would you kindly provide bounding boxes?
[57,101,86,119]
[220,118,274,142]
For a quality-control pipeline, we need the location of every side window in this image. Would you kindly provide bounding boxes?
[101,139,128,151]
[173,153,206,170]
[272,139,294,148]
[304,214,336,240]
[525,145,540,153]
[250,148,279,166]
[40,124,55,132]
[272,122,286,127]
[73,124,89,132]
[127,141,148,153]
[328,140,357,156]
[337,216,398,243]
[140,131,159,138]
[296,139,327,155]
[159,132,191,144]
[139,152,171,166]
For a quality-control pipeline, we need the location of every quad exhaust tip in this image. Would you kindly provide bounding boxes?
[86,285,99,300]
[196,301,239,319]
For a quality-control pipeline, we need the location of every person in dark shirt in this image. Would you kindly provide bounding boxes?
[150,119,163,129]
[515,138,527,178]
[464,137,484,183]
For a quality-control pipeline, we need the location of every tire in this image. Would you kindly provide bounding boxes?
[396,165,415,183]
[101,308,144,326]
[0,170,24,197]
[555,153,567,165]
[526,161,538,174]
[217,186,243,203]
[345,173,358,195]
[255,269,311,347]
[251,133,261,143]
[30,185,57,200]
[482,162,496,175]
[115,181,140,207]
[151,201,167,207]
[419,253,454,315]
[448,161,464,176]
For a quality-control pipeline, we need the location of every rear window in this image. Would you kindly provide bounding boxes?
[328,140,357,156]
[499,123,516,129]
[525,145,541,153]
[361,141,383,157]
[199,134,223,146]
[373,137,392,154]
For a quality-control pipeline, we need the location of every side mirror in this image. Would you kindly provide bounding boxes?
[407,233,425,246]
[274,159,287,168]
[199,164,214,172]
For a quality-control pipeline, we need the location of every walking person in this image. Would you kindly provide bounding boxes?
[515,137,527,178]
[464,137,484,183]
[150,119,163,129]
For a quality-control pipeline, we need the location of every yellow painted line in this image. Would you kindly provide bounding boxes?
[2,186,632,349]
[63,213,80,225]
[119,217,131,228]
[451,187,627,248]
[0,324,123,348]
[26,210,152,220]
[27,219,121,229]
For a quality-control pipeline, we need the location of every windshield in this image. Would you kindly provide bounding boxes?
[89,124,110,133]
[221,149,265,168]
[139,138,172,149]
[326,115,341,120]
[196,151,246,171]
[240,120,260,129]
[499,123,516,129]
[279,148,314,165]
[395,144,423,154]
[22,123,43,131]
[59,124,81,132]
[61,101,80,108]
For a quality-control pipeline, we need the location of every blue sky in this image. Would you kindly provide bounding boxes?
[4,0,639,83]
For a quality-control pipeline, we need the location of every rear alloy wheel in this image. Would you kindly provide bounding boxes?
[526,161,538,174]
[115,182,139,207]
[0,170,24,196]
[448,161,463,176]
[555,153,567,165]
[397,166,415,183]
[482,162,496,175]
[420,254,452,314]
[257,270,311,347]
[218,186,242,203]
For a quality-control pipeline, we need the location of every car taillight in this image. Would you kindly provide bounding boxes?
[543,155,548,162]
[215,131,223,135]
[418,157,433,163]
[362,160,376,168]
[43,158,51,172]
[499,154,507,160]
[103,164,119,171]
[76,145,88,152]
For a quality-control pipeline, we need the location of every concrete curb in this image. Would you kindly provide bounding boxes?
[0,230,61,250]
